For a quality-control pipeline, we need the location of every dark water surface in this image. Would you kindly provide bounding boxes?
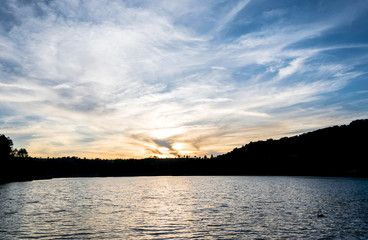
[1,176,368,239]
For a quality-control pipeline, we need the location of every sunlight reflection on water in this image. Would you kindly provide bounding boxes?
[1,176,368,239]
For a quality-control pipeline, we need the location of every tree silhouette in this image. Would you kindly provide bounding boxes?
[0,134,13,161]
[17,148,28,158]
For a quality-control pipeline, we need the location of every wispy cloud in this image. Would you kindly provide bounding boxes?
[214,0,251,34]
[277,57,306,80]
[0,0,367,158]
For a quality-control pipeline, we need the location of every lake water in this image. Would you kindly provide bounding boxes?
[1,176,368,239]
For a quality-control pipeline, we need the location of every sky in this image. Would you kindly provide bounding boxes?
[0,0,368,159]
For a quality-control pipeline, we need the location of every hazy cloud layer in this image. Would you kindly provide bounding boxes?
[0,0,367,158]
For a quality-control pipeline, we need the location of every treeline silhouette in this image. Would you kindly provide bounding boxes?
[216,119,367,176]
[1,119,367,183]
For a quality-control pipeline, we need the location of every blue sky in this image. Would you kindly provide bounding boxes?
[0,0,367,158]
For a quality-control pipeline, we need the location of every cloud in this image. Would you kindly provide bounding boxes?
[262,9,286,19]
[211,66,226,70]
[277,57,305,80]
[0,0,367,158]
[214,0,251,34]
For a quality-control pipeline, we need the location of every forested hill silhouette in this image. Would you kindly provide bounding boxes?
[1,119,367,183]
[216,119,367,176]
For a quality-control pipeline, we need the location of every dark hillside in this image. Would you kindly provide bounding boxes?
[216,119,368,176]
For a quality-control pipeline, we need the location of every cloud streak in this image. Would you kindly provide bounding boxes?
[0,0,367,158]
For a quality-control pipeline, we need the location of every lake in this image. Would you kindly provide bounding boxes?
[1,176,368,239]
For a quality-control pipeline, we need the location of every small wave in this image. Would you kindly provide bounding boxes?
[4,211,17,215]
[207,224,223,227]
[51,209,66,213]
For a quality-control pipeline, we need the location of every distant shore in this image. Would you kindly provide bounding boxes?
[1,119,367,184]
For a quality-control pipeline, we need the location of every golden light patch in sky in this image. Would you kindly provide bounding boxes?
[150,127,186,139]
[172,142,194,156]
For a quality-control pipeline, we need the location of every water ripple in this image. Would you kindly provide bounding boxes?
[1,176,368,239]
